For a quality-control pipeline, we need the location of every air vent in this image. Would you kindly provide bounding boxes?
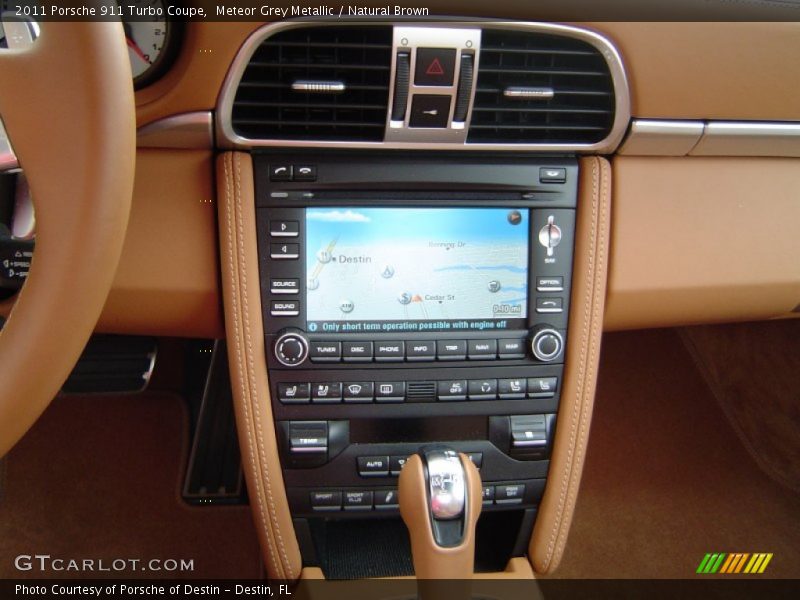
[231,26,392,142]
[468,29,616,145]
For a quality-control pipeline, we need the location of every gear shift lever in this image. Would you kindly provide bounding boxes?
[399,446,482,579]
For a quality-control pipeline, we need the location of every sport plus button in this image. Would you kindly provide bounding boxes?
[415,48,456,86]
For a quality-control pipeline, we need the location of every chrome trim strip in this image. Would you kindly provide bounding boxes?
[504,87,555,99]
[136,111,213,149]
[216,20,630,153]
[690,121,800,158]
[291,80,346,93]
[618,119,704,156]
[0,117,19,172]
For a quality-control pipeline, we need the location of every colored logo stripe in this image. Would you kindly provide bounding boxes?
[697,553,773,574]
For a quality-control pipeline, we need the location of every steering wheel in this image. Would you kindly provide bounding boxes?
[0,22,135,457]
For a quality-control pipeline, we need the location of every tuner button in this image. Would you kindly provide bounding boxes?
[529,327,563,362]
[274,331,309,367]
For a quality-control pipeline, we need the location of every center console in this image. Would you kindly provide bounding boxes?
[254,153,577,566]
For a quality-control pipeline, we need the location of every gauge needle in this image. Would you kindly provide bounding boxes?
[126,37,151,65]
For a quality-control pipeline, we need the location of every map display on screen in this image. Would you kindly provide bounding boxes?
[305,207,529,333]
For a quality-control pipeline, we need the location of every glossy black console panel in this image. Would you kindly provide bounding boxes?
[253,153,576,522]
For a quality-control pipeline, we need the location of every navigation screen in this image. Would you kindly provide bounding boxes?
[305,207,529,334]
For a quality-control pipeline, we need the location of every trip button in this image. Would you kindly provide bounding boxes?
[528,377,558,398]
[343,341,373,362]
[343,382,374,403]
[498,338,526,359]
[437,379,467,401]
[375,382,405,403]
[358,456,390,477]
[415,48,457,86]
[406,341,436,361]
[375,341,404,362]
[495,483,526,505]
[498,378,527,399]
[309,341,341,363]
[468,379,497,400]
[278,383,310,404]
[311,382,343,403]
[437,340,467,361]
[343,490,373,511]
[468,339,497,360]
[270,243,299,260]
[310,491,341,512]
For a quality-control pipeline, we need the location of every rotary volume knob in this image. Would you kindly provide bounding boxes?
[274,330,309,367]
[529,326,563,362]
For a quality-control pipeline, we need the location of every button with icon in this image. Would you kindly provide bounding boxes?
[343,382,374,403]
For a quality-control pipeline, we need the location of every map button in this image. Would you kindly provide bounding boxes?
[406,341,436,361]
[437,379,468,401]
[375,342,405,362]
[343,341,374,362]
[498,338,526,359]
[468,339,498,360]
[437,340,467,361]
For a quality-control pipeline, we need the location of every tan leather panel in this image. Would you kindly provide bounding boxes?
[605,157,800,331]
[0,23,135,457]
[398,454,482,580]
[97,150,223,338]
[588,22,800,120]
[136,21,800,125]
[529,156,611,573]
[218,151,302,580]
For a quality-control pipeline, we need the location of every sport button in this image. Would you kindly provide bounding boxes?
[415,48,456,86]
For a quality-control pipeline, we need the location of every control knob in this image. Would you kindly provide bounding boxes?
[274,329,309,367]
[529,325,563,362]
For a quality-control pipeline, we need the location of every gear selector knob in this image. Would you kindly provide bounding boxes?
[399,446,482,581]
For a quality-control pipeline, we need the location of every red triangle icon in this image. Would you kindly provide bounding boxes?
[425,58,445,76]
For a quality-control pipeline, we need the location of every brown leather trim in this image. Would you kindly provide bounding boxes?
[218,151,301,580]
[97,150,223,338]
[0,23,135,457]
[529,156,611,573]
[398,453,482,580]
[605,157,800,331]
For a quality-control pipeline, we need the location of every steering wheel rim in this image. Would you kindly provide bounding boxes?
[0,22,135,457]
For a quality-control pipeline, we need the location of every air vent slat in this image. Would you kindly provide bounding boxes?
[231,26,392,142]
[468,29,616,145]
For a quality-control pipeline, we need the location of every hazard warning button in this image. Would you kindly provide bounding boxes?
[415,48,457,86]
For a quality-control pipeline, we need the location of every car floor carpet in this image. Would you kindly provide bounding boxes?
[0,392,262,579]
[552,328,800,579]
